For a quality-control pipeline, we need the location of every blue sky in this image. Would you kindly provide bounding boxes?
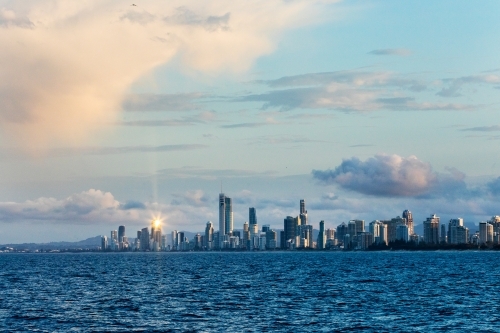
[0,0,500,243]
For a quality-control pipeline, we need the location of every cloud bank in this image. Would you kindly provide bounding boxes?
[0,0,334,152]
[312,154,466,197]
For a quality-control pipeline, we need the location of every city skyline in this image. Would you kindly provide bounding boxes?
[1,1,500,243]
[94,196,499,253]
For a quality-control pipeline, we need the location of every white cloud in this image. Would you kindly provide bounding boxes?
[312,154,466,197]
[0,0,336,152]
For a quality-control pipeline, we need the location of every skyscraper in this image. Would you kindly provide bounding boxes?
[249,207,257,225]
[118,226,125,243]
[283,216,299,248]
[101,235,108,251]
[423,214,440,244]
[448,218,468,244]
[402,210,414,235]
[140,227,149,251]
[219,193,226,248]
[171,230,178,250]
[317,220,326,249]
[225,196,233,235]
[299,199,308,225]
[204,221,214,249]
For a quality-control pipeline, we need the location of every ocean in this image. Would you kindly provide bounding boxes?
[1,251,499,332]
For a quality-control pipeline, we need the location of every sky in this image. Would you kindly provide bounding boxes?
[1,0,500,243]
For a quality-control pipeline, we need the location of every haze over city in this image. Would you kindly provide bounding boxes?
[1,0,500,244]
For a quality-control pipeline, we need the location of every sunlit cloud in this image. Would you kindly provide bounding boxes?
[0,0,336,153]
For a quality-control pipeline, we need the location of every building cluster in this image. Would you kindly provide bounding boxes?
[100,192,500,252]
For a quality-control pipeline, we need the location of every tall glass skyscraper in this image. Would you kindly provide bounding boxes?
[118,225,125,243]
[249,207,257,225]
[299,199,307,225]
[219,193,226,248]
[225,197,233,235]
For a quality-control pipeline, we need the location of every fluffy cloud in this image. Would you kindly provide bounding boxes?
[312,154,466,197]
[0,189,127,223]
[0,0,334,152]
[0,189,216,230]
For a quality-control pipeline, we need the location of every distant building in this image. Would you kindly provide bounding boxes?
[225,197,233,235]
[171,230,178,250]
[402,210,414,235]
[336,223,348,245]
[396,225,409,242]
[204,221,214,249]
[379,223,388,245]
[317,220,326,249]
[140,227,149,251]
[101,235,108,251]
[249,207,257,226]
[283,216,299,249]
[299,199,308,226]
[479,222,494,244]
[118,226,125,243]
[423,214,440,244]
[352,220,365,234]
[297,224,313,248]
[219,193,226,248]
[358,232,374,250]
[266,229,277,249]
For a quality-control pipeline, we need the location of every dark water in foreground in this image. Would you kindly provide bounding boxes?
[1,252,500,332]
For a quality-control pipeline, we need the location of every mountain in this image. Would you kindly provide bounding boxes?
[0,236,102,251]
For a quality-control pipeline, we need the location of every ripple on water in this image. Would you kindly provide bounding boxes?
[1,252,500,332]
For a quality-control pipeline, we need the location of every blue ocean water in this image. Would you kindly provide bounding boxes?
[1,251,500,332]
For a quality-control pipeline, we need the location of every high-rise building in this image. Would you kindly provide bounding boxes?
[266,229,277,249]
[299,199,308,225]
[219,193,226,248]
[204,221,214,249]
[150,220,162,251]
[352,220,365,234]
[358,232,374,249]
[111,230,118,242]
[283,216,299,248]
[177,231,186,250]
[140,227,149,251]
[396,225,409,242]
[456,226,469,244]
[101,235,108,251]
[379,223,388,245]
[225,196,233,235]
[369,220,380,238]
[423,214,440,244]
[382,216,406,243]
[297,224,313,248]
[243,221,250,248]
[440,224,447,243]
[118,226,125,243]
[171,230,178,250]
[448,218,463,243]
[336,222,348,245]
[317,220,326,249]
[325,228,335,240]
[249,207,257,225]
[402,210,414,235]
[479,222,493,244]
[347,221,357,247]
